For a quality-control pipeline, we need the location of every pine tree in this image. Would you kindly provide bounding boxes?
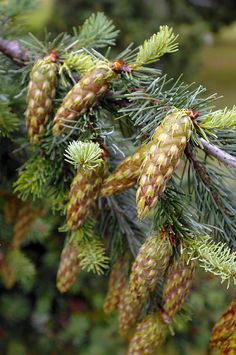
[0,3,236,354]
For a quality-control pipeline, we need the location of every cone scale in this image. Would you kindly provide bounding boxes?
[26,51,57,144]
[136,110,192,218]
[56,242,80,293]
[101,143,148,197]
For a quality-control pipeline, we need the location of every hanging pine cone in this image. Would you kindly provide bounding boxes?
[12,204,38,248]
[220,331,236,355]
[52,63,115,135]
[25,50,58,144]
[103,252,130,314]
[129,228,172,299]
[101,143,148,197]
[136,109,192,218]
[162,252,196,319]
[209,296,236,350]
[128,313,168,355]
[0,255,16,289]
[118,229,172,340]
[56,242,80,293]
[3,194,21,224]
[67,164,105,231]
[118,286,143,340]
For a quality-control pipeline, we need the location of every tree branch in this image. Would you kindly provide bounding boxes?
[0,38,28,64]
[199,137,236,170]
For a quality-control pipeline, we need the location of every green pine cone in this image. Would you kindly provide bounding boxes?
[25,51,57,144]
[52,63,115,135]
[209,296,236,350]
[136,109,192,218]
[101,143,148,197]
[118,286,143,341]
[103,252,130,314]
[162,252,196,319]
[128,313,168,355]
[56,242,80,293]
[129,228,172,300]
[67,165,104,231]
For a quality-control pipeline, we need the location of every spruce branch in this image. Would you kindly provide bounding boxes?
[199,137,236,170]
[200,106,236,130]
[78,238,109,275]
[64,141,104,170]
[60,52,96,77]
[0,101,19,136]
[134,26,178,67]
[0,38,28,63]
[185,147,226,211]
[6,249,36,286]
[76,12,119,48]
[14,156,53,201]
[185,236,236,286]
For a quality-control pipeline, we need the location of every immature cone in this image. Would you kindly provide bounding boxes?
[129,228,172,299]
[67,165,104,231]
[3,195,21,224]
[209,296,236,350]
[162,252,196,319]
[103,252,130,314]
[118,229,172,340]
[101,144,148,197]
[56,242,80,293]
[52,63,114,135]
[12,204,38,248]
[136,109,192,218]
[1,257,16,289]
[118,286,143,340]
[220,331,236,354]
[26,51,57,144]
[128,313,168,355]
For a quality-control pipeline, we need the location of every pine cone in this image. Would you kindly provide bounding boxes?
[26,51,57,144]
[118,287,143,340]
[103,252,130,314]
[67,164,104,231]
[12,204,38,247]
[1,257,16,289]
[129,228,172,300]
[128,313,168,355]
[209,296,236,349]
[52,63,114,135]
[3,195,21,224]
[136,110,192,218]
[56,242,80,293]
[220,331,236,354]
[101,143,148,197]
[162,252,196,319]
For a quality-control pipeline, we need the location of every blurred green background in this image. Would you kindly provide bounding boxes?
[0,1,235,354]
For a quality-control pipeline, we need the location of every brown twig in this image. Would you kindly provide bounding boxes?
[199,137,236,170]
[0,38,28,64]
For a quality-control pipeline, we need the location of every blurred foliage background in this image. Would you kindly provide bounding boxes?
[0,0,236,354]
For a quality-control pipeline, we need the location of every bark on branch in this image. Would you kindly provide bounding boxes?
[199,137,236,170]
[0,38,28,64]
